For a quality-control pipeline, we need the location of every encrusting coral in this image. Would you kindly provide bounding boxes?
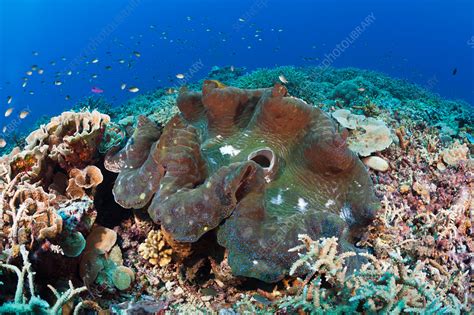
[106,81,379,282]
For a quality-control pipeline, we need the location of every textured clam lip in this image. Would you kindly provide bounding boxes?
[247,147,278,182]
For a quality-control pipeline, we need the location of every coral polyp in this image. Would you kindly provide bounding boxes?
[106,81,379,282]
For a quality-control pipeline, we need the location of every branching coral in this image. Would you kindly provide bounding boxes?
[277,236,468,314]
[138,229,173,267]
[0,245,86,314]
[106,81,379,282]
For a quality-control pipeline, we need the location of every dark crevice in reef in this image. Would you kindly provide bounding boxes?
[180,230,226,285]
[94,157,132,228]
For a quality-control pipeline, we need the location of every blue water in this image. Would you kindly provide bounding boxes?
[0,0,473,131]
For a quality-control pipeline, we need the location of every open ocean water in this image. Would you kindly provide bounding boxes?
[0,0,472,126]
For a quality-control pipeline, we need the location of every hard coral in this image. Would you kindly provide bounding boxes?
[441,141,469,167]
[332,109,393,157]
[107,81,379,282]
[25,110,110,170]
[66,165,103,200]
[138,229,173,267]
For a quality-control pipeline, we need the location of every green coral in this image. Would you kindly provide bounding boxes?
[0,245,86,314]
[274,236,467,314]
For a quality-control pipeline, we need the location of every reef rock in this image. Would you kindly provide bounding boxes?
[106,81,379,282]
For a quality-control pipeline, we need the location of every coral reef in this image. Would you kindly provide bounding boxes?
[107,80,379,282]
[0,245,86,314]
[1,66,472,313]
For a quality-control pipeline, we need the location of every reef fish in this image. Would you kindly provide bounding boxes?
[19,110,29,119]
[4,108,13,117]
[91,87,104,94]
[278,75,288,84]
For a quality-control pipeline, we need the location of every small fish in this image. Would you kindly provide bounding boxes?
[65,95,70,100]
[50,61,56,66]
[37,69,44,75]
[26,71,33,76]
[91,87,104,94]
[92,58,99,64]
[133,51,141,57]
[358,87,365,92]
[0,138,6,148]
[1,126,6,133]
[19,110,29,119]
[166,88,176,94]
[230,65,235,72]
[7,96,12,104]
[118,59,126,64]
[128,86,139,93]
[105,66,112,70]
[238,18,245,22]
[91,74,98,79]
[150,24,156,29]
[61,56,67,61]
[120,83,127,90]
[176,73,185,79]
[452,68,457,76]
[31,65,38,71]
[32,51,39,56]
[67,70,73,76]
[5,108,13,117]
[279,75,288,84]
[22,81,28,88]
[54,80,62,86]
[29,91,34,95]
